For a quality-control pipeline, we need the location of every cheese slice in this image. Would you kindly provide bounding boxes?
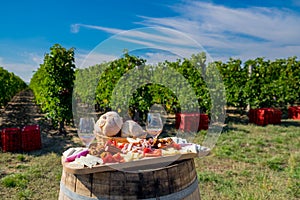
[73,154,103,168]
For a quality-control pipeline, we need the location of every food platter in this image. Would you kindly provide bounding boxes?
[63,111,212,175]
[62,152,199,174]
[62,135,211,174]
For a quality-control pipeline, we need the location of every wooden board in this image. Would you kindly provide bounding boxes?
[62,152,198,175]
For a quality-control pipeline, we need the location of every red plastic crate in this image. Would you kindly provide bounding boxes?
[21,125,42,152]
[256,109,269,125]
[1,127,22,152]
[271,109,282,124]
[175,113,209,132]
[175,113,181,129]
[175,113,200,132]
[248,109,257,123]
[249,108,282,125]
[288,106,300,120]
[199,114,209,130]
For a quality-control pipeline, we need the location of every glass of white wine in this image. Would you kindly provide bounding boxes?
[78,117,96,148]
[146,113,163,138]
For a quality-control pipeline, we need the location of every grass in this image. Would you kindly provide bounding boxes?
[0,119,299,199]
[0,128,81,200]
[0,152,64,199]
[195,120,300,200]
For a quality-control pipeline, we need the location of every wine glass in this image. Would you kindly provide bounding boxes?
[146,113,163,138]
[78,117,96,148]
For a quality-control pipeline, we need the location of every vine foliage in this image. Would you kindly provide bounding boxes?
[0,67,27,107]
[30,44,76,133]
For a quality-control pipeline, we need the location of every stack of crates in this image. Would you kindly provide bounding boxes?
[175,113,209,132]
[248,108,282,125]
[1,127,22,152]
[288,106,300,120]
[21,125,42,152]
[0,125,41,152]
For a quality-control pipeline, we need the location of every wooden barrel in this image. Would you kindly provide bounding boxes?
[59,158,200,200]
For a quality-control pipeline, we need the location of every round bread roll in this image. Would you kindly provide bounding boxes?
[95,111,123,137]
[121,120,147,138]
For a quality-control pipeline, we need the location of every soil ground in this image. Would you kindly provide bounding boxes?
[0,89,80,154]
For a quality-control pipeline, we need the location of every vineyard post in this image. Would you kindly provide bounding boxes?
[247,64,253,112]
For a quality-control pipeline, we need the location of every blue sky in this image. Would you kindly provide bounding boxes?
[1,0,300,82]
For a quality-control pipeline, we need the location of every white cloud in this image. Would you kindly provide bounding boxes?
[138,1,300,61]
[75,50,118,68]
[0,61,35,83]
[71,23,124,34]
[72,24,199,48]
[0,52,44,83]
[71,25,209,63]
[73,1,300,62]
[143,52,180,64]
[30,53,43,64]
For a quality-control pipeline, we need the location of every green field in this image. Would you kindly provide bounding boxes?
[0,120,299,200]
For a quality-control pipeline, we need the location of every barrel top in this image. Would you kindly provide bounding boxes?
[62,152,197,174]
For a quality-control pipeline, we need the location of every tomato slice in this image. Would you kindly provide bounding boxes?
[143,148,152,154]
[117,142,125,149]
[112,140,117,147]
[112,152,123,162]
[172,143,181,150]
[144,149,162,157]
[102,153,113,163]
[105,140,113,146]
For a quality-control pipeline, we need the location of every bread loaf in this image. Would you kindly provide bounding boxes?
[121,120,147,138]
[95,111,123,137]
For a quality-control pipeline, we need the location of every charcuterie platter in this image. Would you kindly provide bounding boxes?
[62,151,201,174]
[62,136,210,174]
[62,111,210,175]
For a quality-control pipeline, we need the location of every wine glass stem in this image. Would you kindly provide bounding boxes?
[154,131,162,139]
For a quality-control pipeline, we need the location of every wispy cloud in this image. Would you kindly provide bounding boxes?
[71,23,124,34]
[75,50,118,68]
[139,1,300,60]
[72,1,300,61]
[0,52,43,82]
[71,25,208,63]
[71,24,199,48]
[143,52,180,64]
[0,61,35,83]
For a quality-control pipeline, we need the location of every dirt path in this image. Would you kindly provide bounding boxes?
[0,89,80,153]
[0,89,44,129]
